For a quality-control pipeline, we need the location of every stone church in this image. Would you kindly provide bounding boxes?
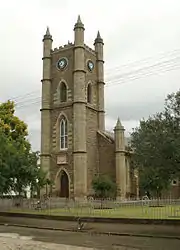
[40,16,139,200]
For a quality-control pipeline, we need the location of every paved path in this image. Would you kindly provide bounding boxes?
[0,225,179,249]
[0,234,95,250]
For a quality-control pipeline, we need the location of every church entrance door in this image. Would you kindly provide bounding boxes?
[60,170,69,198]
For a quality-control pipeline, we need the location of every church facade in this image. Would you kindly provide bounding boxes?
[40,16,139,200]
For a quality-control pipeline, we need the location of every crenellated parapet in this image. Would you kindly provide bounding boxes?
[51,43,96,55]
[84,44,96,55]
[51,42,74,53]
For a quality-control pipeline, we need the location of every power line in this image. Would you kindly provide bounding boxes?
[16,56,180,106]
[7,48,180,103]
[14,56,180,106]
[11,90,40,102]
[107,61,180,87]
[105,48,180,74]
[109,65,180,88]
[106,56,180,82]
[15,63,180,110]
[15,62,180,109]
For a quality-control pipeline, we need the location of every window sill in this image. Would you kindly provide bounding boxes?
[59,148,68,152]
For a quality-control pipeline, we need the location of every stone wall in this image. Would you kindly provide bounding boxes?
[97,132,115,180]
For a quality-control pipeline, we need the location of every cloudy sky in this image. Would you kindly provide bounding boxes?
[1,0,180,150]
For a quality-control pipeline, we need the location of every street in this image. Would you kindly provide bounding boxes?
[0,225,179,249]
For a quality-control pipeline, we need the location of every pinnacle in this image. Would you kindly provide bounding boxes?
[97,30,101,39]
[43,26,52,41]
[77,15,82,24]
[74,15,84,30]
[116,117,121,127]
[115,117,124,130]
[94,30,103,45]
[46,26,50,36]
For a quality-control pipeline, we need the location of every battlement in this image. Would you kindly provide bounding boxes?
[51,42,74,53]
[84,44,96,55]
[51,42,96,55]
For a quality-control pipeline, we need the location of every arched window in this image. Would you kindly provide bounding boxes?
[60,117,68,149]
[60,82,67,102]
[87,84,91,103]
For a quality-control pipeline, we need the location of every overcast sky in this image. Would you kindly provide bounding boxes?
[0,0,180,150]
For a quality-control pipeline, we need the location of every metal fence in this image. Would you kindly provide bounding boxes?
[0,197,180,219]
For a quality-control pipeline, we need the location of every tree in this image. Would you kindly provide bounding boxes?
[131,90,180,198]
[31,167,53,198]
[92,175,116,201]
[0,129,16,195]
[11,147,40,196]
[0,100,28,141]
[0,100,45,196]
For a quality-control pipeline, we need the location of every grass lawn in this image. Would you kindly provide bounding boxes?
[5,205,180,219]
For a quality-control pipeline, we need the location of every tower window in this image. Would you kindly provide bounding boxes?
[60,82,67,102]
[60,117,68,149]
[87,84,92,103]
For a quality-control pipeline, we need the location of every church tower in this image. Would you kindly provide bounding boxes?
[40,16,105,199]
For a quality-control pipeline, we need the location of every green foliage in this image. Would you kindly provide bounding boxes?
[0,131,15,194]
[92,175,116,199]
[31,167,53,197]
[131,90,180,197]
[0,100,46,196]
[0,100,28,140]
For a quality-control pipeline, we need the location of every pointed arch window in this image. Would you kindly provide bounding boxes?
[60,116,68,149]
[60,82,67,102]
[87,83,92,103]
